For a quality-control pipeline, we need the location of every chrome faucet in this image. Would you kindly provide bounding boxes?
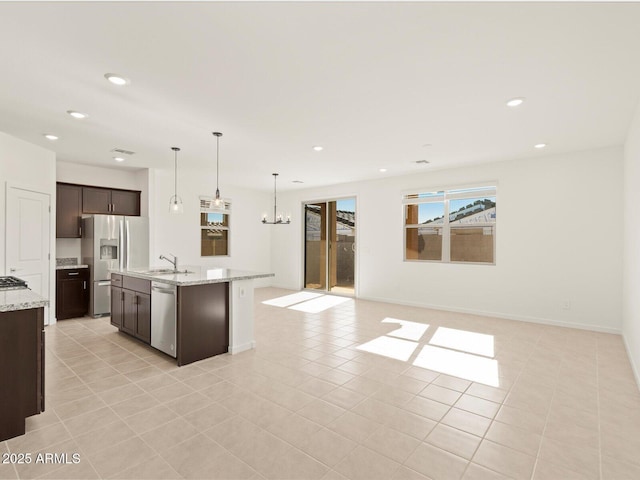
[159,253,178,270]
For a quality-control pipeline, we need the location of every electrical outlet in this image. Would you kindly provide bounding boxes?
[561,300,571,310]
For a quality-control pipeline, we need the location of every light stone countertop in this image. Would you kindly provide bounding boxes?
[56,265,89,270]
[110,266,274,286]
[0,288,49,312]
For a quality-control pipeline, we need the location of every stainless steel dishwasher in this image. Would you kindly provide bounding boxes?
[151,281,177,358]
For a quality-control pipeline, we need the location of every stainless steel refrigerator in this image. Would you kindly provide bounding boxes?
[81,215,149,317]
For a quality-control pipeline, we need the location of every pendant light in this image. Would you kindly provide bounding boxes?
[212,132,224,209]
[262,173,290,224]
[169,147,183,214]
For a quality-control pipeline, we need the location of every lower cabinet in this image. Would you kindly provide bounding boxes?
[110,285,123,328]
[110,274,150,344]
[0,307,44,441]
[109,274,230,366]
[122,289,150,343]
[56,268,89,320]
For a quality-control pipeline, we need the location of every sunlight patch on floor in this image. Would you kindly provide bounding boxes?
[356,335,420,362]
[429,326,495,357]
[262,291,324,308]
[287,295,352,313]
[413,344,500,387]
[383,318,429,341]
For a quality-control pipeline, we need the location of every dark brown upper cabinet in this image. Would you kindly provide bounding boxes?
[57,183,141,238]
[56,183,83,238]
[111,189,140,216]
[82,187,140,216]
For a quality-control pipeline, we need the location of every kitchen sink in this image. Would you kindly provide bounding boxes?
[139,268,194,275]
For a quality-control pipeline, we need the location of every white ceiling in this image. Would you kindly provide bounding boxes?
[1,1,640,191]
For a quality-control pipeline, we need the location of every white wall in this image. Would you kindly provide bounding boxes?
[150,166,272,285]
[272,146,623,333]
[0,131,56,323]
[623,101,640,384]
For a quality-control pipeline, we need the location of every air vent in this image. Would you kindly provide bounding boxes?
[415,160,430,165]
[110,148,135,156]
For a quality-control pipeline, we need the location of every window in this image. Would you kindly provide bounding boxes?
[200,196,230,256]
[404,186,496,264]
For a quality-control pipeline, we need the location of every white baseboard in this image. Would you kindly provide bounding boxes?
[229,341,256,355]
[358,294,622,335]
[622,334,640,390]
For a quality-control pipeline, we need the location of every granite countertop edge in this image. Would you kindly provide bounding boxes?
[110,268,274,286]
[56,265,89,270]
[0,288,50,312]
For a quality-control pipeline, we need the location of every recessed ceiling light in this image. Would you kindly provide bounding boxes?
[506,97,525,107]
[104,73,130,86]
[67,110,88,119]
[534,143,547,149]
[379,168,387,173]
[312,145,323,152]
[422,143,432,148]
[415,160,430,164]
[113,157,125,162]
[43,134,58,141]
[292,180,304,184]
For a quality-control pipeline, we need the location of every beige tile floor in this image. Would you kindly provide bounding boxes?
[3,287,640,480]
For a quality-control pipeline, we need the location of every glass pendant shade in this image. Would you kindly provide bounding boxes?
[169,147,183,214]
[169,195,184,214]
[214,187,223,208]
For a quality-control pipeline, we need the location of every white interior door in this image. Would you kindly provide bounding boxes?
[5,185,51,316]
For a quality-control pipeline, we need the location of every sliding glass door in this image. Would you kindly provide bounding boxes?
[304,198,356,295]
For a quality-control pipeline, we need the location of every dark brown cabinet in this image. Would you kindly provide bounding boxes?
[82,186,112,214]
[111,274,150,344]
[1,307,44,441]
[111,286,123,328]
[82,187,140,216]
[56,182,141,239]
[111,189,140,215]
[56,268,89,320]
[56,183,82,238]
[177,282,229,366]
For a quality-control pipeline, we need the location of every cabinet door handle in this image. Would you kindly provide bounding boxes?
[83,281,87,289]
[68,272,79,276]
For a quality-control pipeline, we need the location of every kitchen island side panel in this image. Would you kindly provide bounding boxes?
[177,282,229,366]
[0,307,44,441]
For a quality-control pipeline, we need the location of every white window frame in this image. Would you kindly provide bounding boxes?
[199,196,231,257]
[403,185,496,265]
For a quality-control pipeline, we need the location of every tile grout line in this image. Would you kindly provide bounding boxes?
[33,323,102,480]
[47,317,206,479]
[527,336,563,480]
[459,329,533,480]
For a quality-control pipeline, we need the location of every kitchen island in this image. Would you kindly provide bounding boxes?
[110,267,273,366]
[0,287,48,441]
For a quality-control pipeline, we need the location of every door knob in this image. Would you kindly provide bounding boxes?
[9,267,17,272]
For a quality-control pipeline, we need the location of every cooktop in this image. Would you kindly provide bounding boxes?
[0,276,28,290]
